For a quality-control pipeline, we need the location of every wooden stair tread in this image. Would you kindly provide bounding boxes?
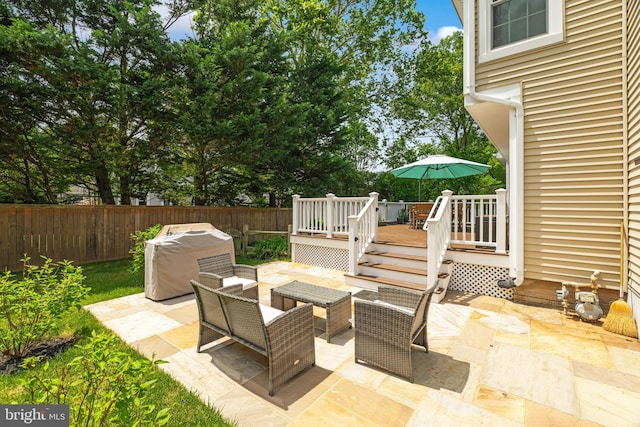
[372,240,426,249]
[366,251,427,262]
[346,274,427,292]
[359,262,426,276]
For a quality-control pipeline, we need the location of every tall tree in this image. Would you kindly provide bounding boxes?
[176,0,354,206]
[172,0,293,205]
[264,0,427,182]
[387,32,505,200]
[0,8,77,203]
[2,0,179,204]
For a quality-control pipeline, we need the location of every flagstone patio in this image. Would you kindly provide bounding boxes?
[85,261,640,426]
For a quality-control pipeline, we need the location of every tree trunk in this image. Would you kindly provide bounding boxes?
[95,165,115,204]
[193,172,206,206]
[119,173,132,205]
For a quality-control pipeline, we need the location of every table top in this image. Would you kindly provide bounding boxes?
[271,281,350,305]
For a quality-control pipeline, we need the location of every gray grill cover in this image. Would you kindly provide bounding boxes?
[144,223,234,301]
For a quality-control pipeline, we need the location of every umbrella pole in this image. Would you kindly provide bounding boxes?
[418,180,421,202]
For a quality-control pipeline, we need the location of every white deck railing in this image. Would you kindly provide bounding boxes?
[426,189,507,289]
[449,189,507,253]
[292,193,371,238]
[292,189,508,281]
[348,194,379,275]
[426,191,453,290]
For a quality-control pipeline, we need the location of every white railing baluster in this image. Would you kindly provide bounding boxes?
[448,189,507,248]
[427,190,452,290]
[326,193,335,238]
[292,189,508,277]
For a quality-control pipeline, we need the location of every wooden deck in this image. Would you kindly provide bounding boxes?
[295,223,502,254]
[376,223,428,247]
[376,224,496,252]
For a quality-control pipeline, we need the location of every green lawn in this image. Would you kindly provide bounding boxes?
[0,257,253,426]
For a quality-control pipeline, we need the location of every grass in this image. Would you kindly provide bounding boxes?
[0,256,263,426]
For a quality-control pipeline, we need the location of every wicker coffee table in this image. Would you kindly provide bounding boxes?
[271,281,352,343]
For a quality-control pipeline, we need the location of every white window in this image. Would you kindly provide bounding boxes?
[492,0,547,48]
[479,0,564,63]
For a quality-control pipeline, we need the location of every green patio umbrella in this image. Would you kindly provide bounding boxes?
[391,154,490,201]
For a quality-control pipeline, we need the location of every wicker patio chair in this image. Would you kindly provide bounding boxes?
[197,253,259,299]
[190,279,316,396]
[354,286,434,382]
[190,280,243,351]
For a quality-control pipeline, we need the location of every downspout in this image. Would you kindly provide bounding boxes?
[462,0,525,285]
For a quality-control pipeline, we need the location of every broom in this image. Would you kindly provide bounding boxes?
[603,222,638,338]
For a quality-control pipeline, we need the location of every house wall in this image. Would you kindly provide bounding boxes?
[475,0,625,288]
[627,0,640,318]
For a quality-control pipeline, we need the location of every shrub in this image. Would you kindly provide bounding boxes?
[21,331,171,426]
[129,224,162,273]
[247,237,289,260]
[0,257,88,358]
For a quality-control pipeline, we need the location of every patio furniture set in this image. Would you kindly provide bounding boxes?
[190,253,435,395]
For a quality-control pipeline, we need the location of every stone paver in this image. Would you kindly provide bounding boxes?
[84,261,640,427]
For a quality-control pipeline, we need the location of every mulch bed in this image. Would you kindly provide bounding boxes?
[0,336,79,375]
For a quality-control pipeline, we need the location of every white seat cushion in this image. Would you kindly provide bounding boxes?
[259,304,284,323]
[223,276,258,290]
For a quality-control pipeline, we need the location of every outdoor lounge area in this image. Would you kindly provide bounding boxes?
[85,261,640,426]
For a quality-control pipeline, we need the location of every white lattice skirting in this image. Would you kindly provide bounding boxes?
[450,262,514,300]
[293,244,349,272]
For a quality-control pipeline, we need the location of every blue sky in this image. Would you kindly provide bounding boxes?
[417,1,462,43]
[163,1,462,43]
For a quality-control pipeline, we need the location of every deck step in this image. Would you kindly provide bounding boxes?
[366,251,427,263]
[345,274,427,292]
[358,262,426,276]
[356,243,429,286]
[368,242,427,257]
[374,240,425,249]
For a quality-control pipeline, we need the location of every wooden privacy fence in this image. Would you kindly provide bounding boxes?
[0,205,292,271]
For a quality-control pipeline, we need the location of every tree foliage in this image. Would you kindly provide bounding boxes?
[1,0,177,204]
[384,32,505,202]
[1,1,500,206]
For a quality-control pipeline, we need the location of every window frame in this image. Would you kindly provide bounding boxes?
[478,0,564,63]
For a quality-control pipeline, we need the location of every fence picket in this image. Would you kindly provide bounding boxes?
[0,205,292,271]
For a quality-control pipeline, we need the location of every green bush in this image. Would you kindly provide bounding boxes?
[247,237,289,260]
[21,331,171,426]
[0,257,88,358]
[129,224,162,273]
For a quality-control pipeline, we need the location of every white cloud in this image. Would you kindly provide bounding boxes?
[167,12,196,41]
[430,26,462,43]
[153,4,195,41]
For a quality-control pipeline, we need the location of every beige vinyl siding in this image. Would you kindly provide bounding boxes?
[627,0,640,300]
[476,0,625,287]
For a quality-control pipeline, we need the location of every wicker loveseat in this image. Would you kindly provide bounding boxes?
[354,286,434,382]
[197,253,259,299]
[190,280,316,396]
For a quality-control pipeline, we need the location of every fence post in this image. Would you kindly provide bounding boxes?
[495,188,507,254]
[292,195,300,235]
[242,224,249,256]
